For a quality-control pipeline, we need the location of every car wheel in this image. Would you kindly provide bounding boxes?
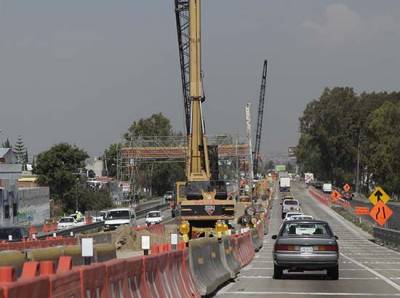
[327,265,339,280]
[273,265,283,279]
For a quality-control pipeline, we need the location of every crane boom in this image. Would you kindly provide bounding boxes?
[187,0,210,181]
[253,60,268,176]
[174,0,191,135]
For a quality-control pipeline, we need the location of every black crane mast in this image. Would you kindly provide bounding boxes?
[174,0,191,135]
[253,60,268,176]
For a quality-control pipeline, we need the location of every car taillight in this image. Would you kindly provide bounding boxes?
[317,245,338,251]
[274,244,298,251]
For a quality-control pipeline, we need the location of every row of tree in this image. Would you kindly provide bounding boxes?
[296,87,400,196]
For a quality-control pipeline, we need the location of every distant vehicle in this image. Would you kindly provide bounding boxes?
[145,210,163,225]
[279,177,291,192]
[282,195,294,202]
[281,199,301,219]
[314,181,323,189]
[272,219,339,280]
[283,212,303,221]
[343,192,353,201]
[0,226,28,241]
[104,208,136,231]
[322,183,332,193]
[92,211,107,222]
[164,191,174,201]
[290,214,314,221]
[57,217,76,230]
[304,173,314,185]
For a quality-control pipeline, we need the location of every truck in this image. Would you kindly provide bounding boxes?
[304,173,314,185]
[322,183,332,193]
[279,176,291,192]
[104,208,136,231]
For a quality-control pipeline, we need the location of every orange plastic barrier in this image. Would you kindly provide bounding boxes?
[104,259,129,298]
[0,276,50,298]
[20,262,39,279]
[168,250,200,298]
[0,268,14,283]
[126,256,148,298]
[233,232,255,267]
[57,256,72,274]
[150,244,160,255]
[79,263,106,297]
[143,253,170,297]
[0,237,78,252]
[40,261,55,276]
[49,269,81,298]
[147,224,165,236]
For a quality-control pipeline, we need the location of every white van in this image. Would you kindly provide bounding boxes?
[104,208,136,231]
[322,183,332,193]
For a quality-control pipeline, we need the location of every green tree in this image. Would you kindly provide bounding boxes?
[365,101,400,194]
[1,138,11,148]
[33,143,89,206]
[124,113,173,142]
[14,135,26,166]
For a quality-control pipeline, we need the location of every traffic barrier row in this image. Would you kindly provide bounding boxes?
[309,187,330,206]
[309,187,351,208]
[0,249,200,298]
[0,237,78,252]
[0,243,116,280]
[0,229,261,297]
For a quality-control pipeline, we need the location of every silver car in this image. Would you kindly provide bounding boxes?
[272,220,339,280]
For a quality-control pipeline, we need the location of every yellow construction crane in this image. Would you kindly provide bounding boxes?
[177,0,235,240]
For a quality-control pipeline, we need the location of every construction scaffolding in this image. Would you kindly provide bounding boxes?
[118,135,249,198]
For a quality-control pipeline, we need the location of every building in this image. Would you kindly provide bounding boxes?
[0,148,50,226]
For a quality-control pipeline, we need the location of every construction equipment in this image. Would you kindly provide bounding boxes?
[175,0,234,240]
[253,60,268,176]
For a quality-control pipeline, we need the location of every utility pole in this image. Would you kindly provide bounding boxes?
[245,103,254,183]
[356,131,361,194]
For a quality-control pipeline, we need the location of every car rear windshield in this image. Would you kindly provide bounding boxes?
[147,212,161,218]
[284,200,299,205]
[280,222,333,237]
[107,210,130,219]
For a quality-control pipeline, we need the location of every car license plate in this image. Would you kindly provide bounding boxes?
[300,246,313,254]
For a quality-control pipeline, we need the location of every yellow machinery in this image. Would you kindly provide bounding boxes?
[178,0,234,240]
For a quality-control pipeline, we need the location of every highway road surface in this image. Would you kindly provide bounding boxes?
[217,182,400,297]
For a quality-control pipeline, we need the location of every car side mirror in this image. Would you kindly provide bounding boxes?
[335,235,339,240]
[271,235,277,240]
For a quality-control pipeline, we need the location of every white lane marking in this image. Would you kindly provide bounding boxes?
[220,292,400,296]
[239,276,380,280]
[341,252,400,292]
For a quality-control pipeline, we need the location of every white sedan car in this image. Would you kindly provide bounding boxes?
[57,217,76,230]
[145,211,163,225]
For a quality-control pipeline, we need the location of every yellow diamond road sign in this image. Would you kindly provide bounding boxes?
[369,186,390,205]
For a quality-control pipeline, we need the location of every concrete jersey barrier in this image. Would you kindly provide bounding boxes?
[188,237,231,296]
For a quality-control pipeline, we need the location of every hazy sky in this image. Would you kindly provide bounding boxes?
[0,1,399,158]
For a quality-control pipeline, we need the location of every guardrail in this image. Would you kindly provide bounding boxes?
[373,226,400,247]
[37,221,105,239]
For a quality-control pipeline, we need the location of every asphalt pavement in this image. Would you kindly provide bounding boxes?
[216,182,400,297]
